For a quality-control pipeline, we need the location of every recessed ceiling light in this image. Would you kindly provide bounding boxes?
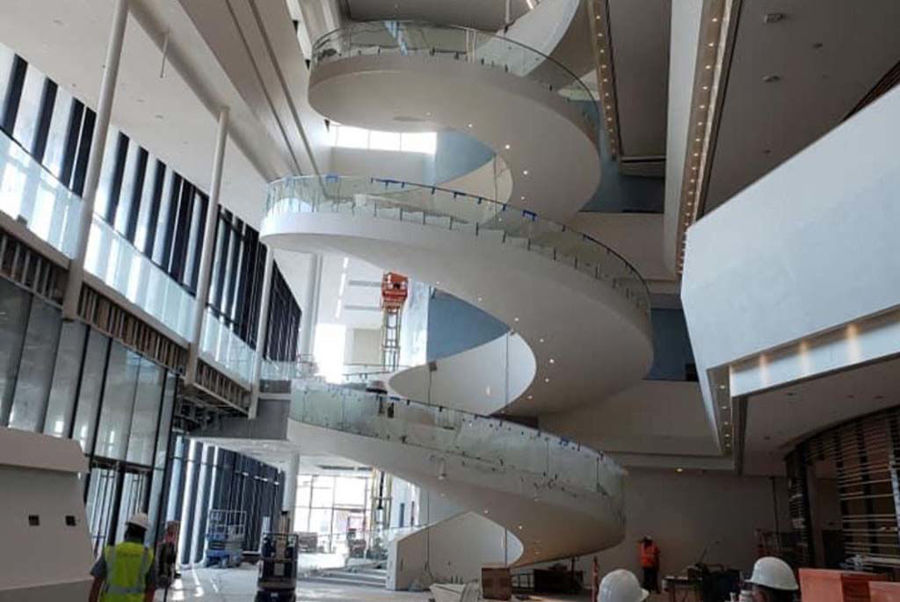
[483,509,489,515]
[522,170,529,175]
[539,338,544,343]
[676,468,684,473]
[514,317,520,322]
[527,395,533,400]
[544,377,550,383]
[467,123,473,128]
[504,144,510,150]
[518,525,523,530]
[477,296,483,302]
[520,195,525,201]
[548,358,555,364]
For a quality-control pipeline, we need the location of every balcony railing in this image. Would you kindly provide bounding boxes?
[266,176,649,316]
[311,21,599,137]
[0,127,81,257]
[0,127,259,383]
[290,380,625,515]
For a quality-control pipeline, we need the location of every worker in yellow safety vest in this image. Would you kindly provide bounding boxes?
[89,512,157,602]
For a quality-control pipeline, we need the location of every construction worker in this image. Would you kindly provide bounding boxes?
[597,569,649,602]
[745,556,799,602]
[89,512,157,602]
[639,536,661,594]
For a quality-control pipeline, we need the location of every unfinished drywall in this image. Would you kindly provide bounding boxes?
[525,468,790,581]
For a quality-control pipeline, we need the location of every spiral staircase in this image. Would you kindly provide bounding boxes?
[253,2,653,569]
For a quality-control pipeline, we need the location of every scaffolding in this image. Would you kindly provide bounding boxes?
[380,273,408,372]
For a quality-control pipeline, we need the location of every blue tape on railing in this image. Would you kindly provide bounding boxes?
[453,192,459,198]
[430,187,435,194]
[477,197,482,204]
[502,204,508,212]
[325,174,339,182]
[523,210,537,221]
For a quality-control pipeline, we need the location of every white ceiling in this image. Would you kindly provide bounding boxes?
[343,0,533,31]
[705,0,900,211]
[0,0,274,227]
[745,356,900,456]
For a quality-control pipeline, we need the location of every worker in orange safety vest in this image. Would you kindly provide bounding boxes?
[639,536,661,594]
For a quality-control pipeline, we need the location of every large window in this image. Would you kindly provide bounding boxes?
[329,124,437,155]
[294,473,372,555]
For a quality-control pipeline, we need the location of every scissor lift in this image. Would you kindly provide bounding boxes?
[205,509,246,568]
[380,273,408,372]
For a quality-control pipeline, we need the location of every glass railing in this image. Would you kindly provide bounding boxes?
[199,309,257,385]
[261,356,319,381]
[290,380,625,516]
[311,21,599,137]
[0,127,81,257]
[85,218,196,340]
[265,176,649,316]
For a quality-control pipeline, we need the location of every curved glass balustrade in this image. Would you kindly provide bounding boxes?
[312,21,599,136]
[291,380,625,515]
[266,176,649,316]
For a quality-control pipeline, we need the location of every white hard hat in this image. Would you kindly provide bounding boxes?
[746,557,798,591]
[598,569,649,602]
[126,512,151,531]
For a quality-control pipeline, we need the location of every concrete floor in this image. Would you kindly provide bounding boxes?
[153,566,603,601]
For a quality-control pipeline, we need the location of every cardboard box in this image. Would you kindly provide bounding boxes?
[871,582,900,602]
[482,566,511,601]
[799,568,887,602]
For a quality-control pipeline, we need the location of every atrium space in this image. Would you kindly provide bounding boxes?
[0,1,899,601]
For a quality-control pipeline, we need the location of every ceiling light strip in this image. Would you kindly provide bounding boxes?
[585,0,621,159]
[676,0,741,274]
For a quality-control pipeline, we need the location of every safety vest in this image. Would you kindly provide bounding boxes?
[640,542,659,568]
[101,541,154,602]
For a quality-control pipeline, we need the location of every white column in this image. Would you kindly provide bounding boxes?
[184,107,229,386]
[62,0,129,319]
[298,253,322,358]
[282,453,300,521]
[249,248,275,417]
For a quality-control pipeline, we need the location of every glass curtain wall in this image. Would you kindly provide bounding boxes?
[293,473,373,556]
[0,277,178,553]
[164,443,284,566]
[0,41,298,355]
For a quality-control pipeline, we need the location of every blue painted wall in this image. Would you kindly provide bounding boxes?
[578,101,665,214]
[647,308,697,381]
[430,130,495,185]
[426,290,509,362]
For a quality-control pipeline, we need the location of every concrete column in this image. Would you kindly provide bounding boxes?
[282,453,300,523]
[184,107,229,386]
[298,253,322,358]
[62,0,129,320]
[249,248,275,417]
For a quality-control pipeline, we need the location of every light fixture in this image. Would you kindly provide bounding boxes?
[522,170,529,175]
[467,123,473,128]
[504,144,511,150]
[527,395,533,400]
[538,338,544,343]
[477,296,483,302]
[514,317,520,322]
[544,377,550,383]
[676,468,684,473]
[483,509,489,515]
[520,195,525,201]
[518,525,523,530]
[549,358,555,364]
